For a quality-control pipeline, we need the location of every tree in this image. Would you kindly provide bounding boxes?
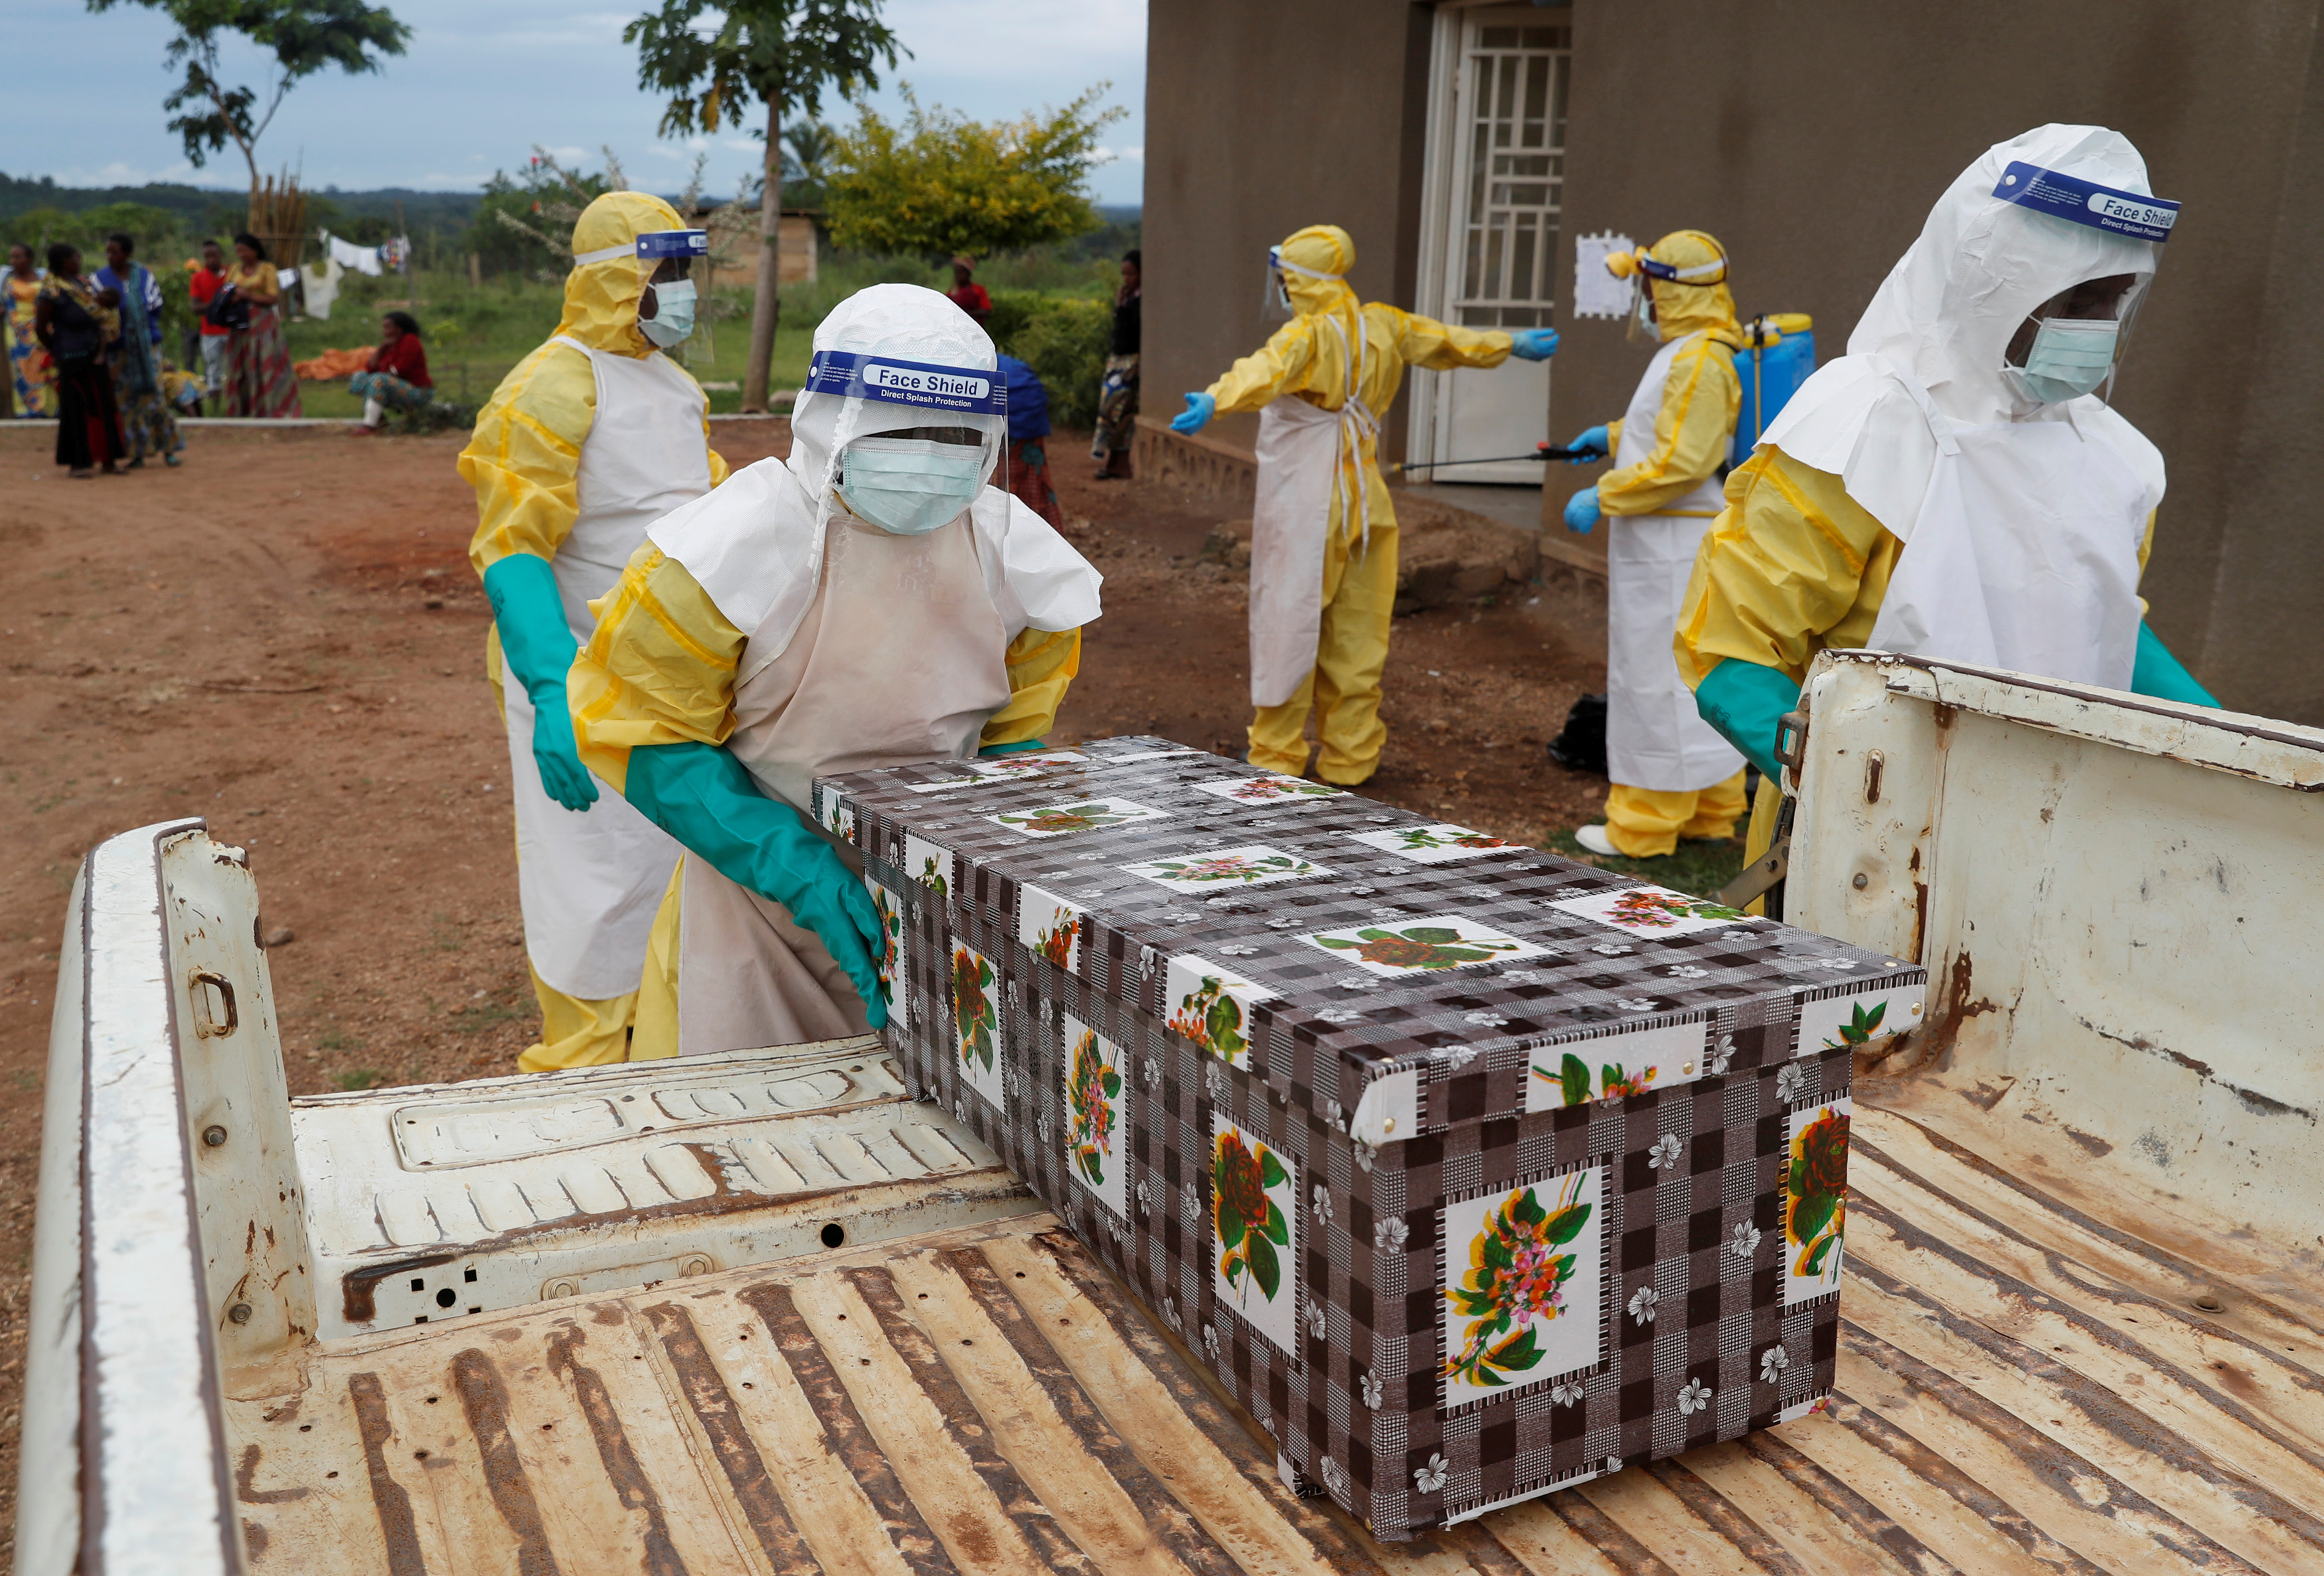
[626,0,903,412]
[824,86,1124,262]
[93,0,410,191]
[780,120,838,209]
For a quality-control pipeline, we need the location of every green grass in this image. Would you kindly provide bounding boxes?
[283,247,1119,419]
[335,1068,392,1091]
[1540,828,1748,904]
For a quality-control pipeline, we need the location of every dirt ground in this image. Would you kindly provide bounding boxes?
[0,416,1635,1547]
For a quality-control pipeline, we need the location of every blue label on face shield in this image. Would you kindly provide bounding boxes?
[1993,163,2179,242]
[635,230,709,259]
[806,351,1008,414]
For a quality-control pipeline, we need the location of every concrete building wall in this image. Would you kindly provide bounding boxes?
[1146,0,2324,721]
[1143,0,1431,459]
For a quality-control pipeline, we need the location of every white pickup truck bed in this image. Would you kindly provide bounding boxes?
[21,659,2323,1575]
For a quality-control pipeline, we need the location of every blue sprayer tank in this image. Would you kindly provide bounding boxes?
[1730,313,1816,469]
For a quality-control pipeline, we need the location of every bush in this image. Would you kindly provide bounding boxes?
[997,293,1111,430]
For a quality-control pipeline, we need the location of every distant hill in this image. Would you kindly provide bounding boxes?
[0,172,485,234]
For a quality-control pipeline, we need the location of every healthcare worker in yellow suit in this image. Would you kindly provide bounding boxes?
[1170,224,1558,785]
[569,283,1101,1058]
[1675,124,2218,882]
[1560,231,1748,860]
[459,191,723,1069]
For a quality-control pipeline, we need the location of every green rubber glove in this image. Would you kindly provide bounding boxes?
[979,738,1046,756]
[624,741,888,1029]
[2130,622,2220,708]
[1694,657,1802,782]
[483,554,599,813]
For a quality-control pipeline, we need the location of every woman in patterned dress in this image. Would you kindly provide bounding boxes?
[97,234,181,465]
[224,232,301,418]
[7,244,52,417]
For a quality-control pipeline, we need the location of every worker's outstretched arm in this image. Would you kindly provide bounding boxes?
[1388,307,1521,370]
[1598,339,1740,516]
[1205,317,1322,415]
[622,742,887,1028]
[979,627,1082,753]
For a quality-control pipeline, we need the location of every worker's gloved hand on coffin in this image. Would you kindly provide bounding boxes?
[1693,657,1802,783]
[1171,391,1216,435]
[2130,622,2220,708]
[623,741,889,1029]
[1563,483,1603,534]
[1564,425,1612,462]
[483,553,599,812]
[1508,327,1560,361]
[978,739,1046,756]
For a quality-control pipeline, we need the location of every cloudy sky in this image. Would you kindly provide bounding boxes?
[13,0,1146,204]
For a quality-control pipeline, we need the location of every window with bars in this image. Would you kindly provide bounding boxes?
[1455,25,1572,328]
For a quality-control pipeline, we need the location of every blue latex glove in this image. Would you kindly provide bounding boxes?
[625,742,888,1028]
[1508,327,1560,361]
[483,554,598,813]
[1565,425,1611,463]
[979,739,1046,756]
[2130,621,2220,706]
[1563,483,1602,534]
[1171,391,1216,435]
[1695,658,1802,782]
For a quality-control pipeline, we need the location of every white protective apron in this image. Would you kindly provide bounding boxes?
[1248,313,1378,707]
[1604,331,1746,791]
[1867,414,2149,688]
[672,506,1014,1057]
[503,338,705,999]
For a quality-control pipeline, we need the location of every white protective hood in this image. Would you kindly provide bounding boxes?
[1759,124,2171,540]
[647,283,1102,676]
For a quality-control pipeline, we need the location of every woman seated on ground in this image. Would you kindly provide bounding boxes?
[33,244,125,477]
[348,311,432,433]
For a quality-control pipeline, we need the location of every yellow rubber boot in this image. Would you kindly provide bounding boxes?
[516,962,638,1071]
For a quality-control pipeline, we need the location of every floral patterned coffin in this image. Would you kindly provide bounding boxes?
[815,740,1923,1540]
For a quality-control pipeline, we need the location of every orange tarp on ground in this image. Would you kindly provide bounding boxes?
[293,347,374,380]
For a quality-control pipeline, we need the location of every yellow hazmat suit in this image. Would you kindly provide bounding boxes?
[1590,231,1747,858]
[1206,225,1514,784]
[459,191,729,1070]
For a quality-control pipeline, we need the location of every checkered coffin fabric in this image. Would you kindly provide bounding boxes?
[815,740,1921,1539]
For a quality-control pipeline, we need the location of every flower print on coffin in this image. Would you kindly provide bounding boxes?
[1524,1018,1711,1114]
[1785,1096,1851,1303]
[1347,822,1519,864]
[1440,1166,1602,1405]
[1212,1116,1297,1354]
[947,942,1005,1111]
[1793,983,1924,1059]
[1018,884,1087,974]
[1063,1015,1128,1218]
[815,786,857,844]
[1549,883,1751,937]
[989,798,1167,838]
[1192,774,1347,807]
[904,833,954,898]
[1121,845,1330,895]
[1301,915,1546,979]
[967,750,1088,778]
[865,876,906,1012]
[1165,955,1277,1070]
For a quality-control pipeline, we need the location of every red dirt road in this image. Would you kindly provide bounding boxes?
[0,418,1610,1545]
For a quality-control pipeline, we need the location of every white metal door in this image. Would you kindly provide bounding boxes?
[1412,7,1571,484]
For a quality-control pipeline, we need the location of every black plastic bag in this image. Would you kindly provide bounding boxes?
[1546,692,1607,776]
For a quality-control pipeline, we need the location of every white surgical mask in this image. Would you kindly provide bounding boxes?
[639,278,697,347]
[2005,315,2118,404]
[836,438,984,536]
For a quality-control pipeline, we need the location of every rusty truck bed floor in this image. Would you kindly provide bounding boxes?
[230,1099,2323,1575]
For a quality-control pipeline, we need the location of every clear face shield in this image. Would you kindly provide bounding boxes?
[1989,160,2177,405]
[2001,272,2151,406]
[574,227,708,347]
[1612,247,1726,343]
[801,349,1007,536]
[1261,244,1342,320]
